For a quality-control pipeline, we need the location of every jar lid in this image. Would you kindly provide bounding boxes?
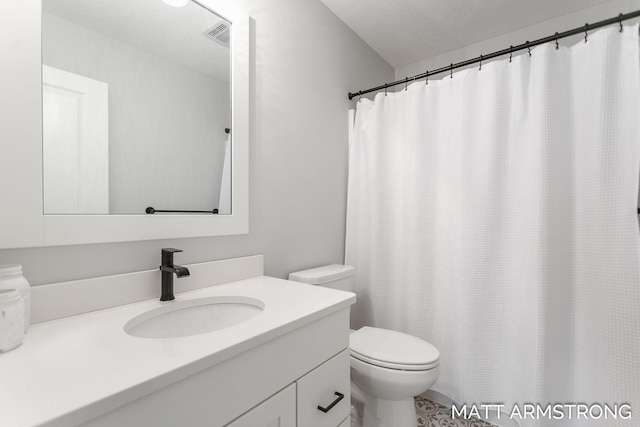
[0,288,21,303]
[0,265,22,278]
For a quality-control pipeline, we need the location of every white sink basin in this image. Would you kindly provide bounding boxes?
[124,296,264,339]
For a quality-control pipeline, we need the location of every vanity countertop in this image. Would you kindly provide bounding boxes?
[0,276,355,427]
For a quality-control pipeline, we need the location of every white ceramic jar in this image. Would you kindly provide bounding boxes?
[0,289,25,352]
[0,265,31,332]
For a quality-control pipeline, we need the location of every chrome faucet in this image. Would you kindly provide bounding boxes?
[159,248,190,301]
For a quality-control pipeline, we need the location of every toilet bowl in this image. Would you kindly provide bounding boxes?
[289,265,441,427]
[349,326,440,427]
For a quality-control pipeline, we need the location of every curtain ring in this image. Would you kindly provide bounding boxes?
[526,41,531,56]
[584,23,588,43]
[358,91,362,103]
[384,83,387,96]
[555,32,559,49]
[425,70,429,85]
[509,45,513,63]
[479,54,482,71]
[405,77,408,91]
[450,63,453,79]
[619,13,624,32]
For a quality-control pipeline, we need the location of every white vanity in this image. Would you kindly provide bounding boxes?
[0,256,355,427]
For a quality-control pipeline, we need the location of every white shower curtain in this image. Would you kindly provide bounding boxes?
[346,26,640,426]
[218,136,231,215]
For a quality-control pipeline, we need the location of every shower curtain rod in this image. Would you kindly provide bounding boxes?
[348,9,640,100]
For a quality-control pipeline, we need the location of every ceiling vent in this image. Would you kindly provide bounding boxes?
[204,21,230,47]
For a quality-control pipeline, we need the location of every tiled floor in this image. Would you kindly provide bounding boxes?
[415,396,497,427]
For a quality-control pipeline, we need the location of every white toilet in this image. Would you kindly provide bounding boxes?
[289,265,440,427]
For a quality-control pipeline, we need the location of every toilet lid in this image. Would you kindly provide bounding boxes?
[350,327,440,371]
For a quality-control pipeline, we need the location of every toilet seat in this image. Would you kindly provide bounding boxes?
[350,326,439,371]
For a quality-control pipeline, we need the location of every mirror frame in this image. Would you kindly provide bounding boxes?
[0,0,249,248]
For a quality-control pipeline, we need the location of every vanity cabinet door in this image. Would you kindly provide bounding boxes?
[297,349,350,427]
[225,384,295,427]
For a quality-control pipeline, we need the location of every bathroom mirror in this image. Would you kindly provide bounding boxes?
[0,0,248,248]
[42,0,231,215]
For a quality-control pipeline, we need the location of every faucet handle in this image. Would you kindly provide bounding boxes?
[161,248,183,255]
[161,248,183,267]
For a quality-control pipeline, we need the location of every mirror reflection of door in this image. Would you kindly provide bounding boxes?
[43,65,109,214]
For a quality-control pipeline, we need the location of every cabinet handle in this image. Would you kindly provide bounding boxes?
[317,391,344,413]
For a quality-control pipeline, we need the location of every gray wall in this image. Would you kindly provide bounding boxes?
[0,0,394,285]
[42,13,230,214]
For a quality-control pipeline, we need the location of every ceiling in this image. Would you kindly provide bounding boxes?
[42,0,230,82]
[318,0,614,68]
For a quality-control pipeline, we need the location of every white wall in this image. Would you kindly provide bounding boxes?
[396,0,640,81]
[42,13,230,214]
[0,0,393,285]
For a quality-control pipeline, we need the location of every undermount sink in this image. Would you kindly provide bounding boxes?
[124,296,264,339]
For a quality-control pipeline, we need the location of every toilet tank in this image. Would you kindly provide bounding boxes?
[288,264,354,292]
